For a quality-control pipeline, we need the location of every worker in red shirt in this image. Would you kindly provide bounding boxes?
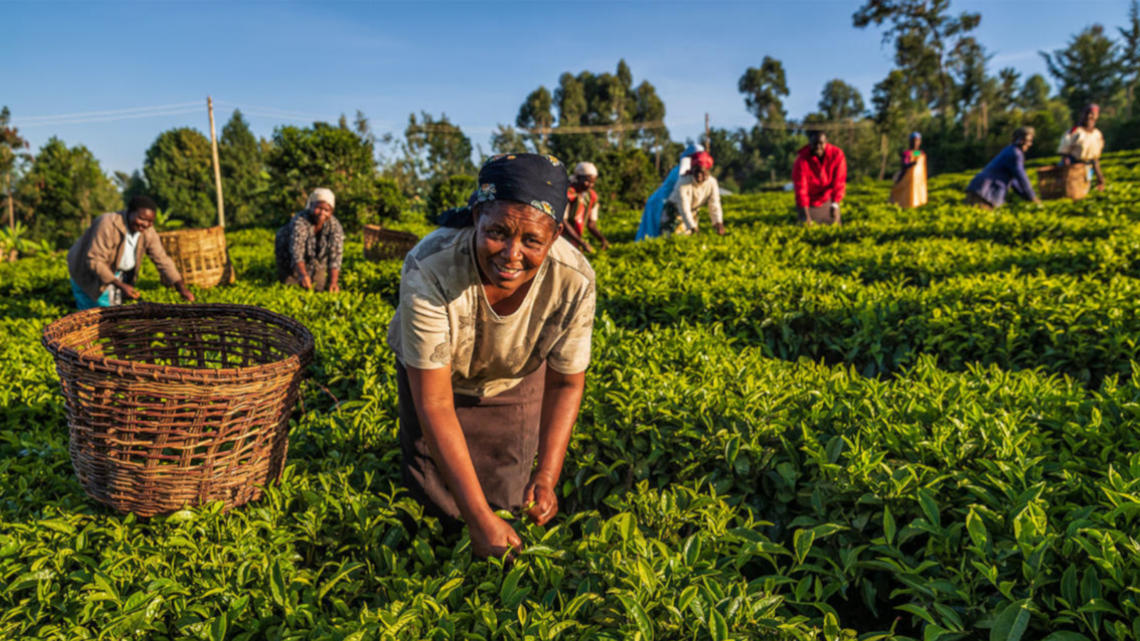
[562,162,610,253]
[792,131,847,225]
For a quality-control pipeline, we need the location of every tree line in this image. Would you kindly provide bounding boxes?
[2,0,1139,247]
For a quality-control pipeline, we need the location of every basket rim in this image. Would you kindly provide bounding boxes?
[157,225,225,238]
[41,302,314,382]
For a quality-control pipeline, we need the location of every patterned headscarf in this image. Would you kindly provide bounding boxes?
[439,153,569,227]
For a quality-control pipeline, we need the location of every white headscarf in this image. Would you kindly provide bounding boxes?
[573,161,599,178]
[307,188,335,210]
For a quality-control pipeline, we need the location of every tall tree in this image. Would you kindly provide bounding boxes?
[400,112,476,190]
[219,110,268,228]
[853,0,981,111]
[738,56,789,123]
[15,137,119,245]
[515,87,554,152]
[1041,24,1123,116]
[143,128,215,228]
[818,79,866,121]
[1119,0,1140,113]
[265,122,379,230]
[1019,74,1052,111]
[0,107,32,228]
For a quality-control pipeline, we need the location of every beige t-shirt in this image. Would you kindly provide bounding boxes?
[388,226,596,397]
[667,174,723,230]
[1057,127,1105,162]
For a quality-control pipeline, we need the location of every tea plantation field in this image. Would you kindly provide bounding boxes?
[4,151,1140,640]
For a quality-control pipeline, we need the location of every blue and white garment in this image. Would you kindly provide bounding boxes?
[636,144,703,241]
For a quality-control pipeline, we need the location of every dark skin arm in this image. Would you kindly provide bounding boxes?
[1092,158,1106,190]
[560,221,593,253]
[584,220,610,250]
[295,260,314,290]
[523,369,587,525]
[329,268,341,292]
[405,365,522,558]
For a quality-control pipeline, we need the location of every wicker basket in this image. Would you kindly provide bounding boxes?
[1038,164,1091,201]
[158,226,235,288]
[42,303,314,517]
[363,224,419,261]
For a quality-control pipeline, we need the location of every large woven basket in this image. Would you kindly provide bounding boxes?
[363,224,419,261]
[42,303,314,517]
[1038,164,1091,201]
[158,226,235,288]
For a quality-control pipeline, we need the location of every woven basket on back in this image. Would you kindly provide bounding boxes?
[363,224,419,261]
[158,226,236,288]
[1038,164,1091,201]
[42,303,314,517]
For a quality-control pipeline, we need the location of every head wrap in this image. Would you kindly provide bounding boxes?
[307,188,335,210]
[1086,103,1100,116]
[437,153,569,228]
[690,151,714,170]
[573,161,598,178]
[909,132,922,142]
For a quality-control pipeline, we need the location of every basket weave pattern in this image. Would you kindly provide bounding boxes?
[158,226,235,288]
[363,224,419,261]
[1038,164,1091,201]
[42,303,314,516]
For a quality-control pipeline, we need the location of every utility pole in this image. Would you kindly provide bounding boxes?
[207,96,225,228]
[704,113,711,150]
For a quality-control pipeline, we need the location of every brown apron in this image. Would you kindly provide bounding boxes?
[397,361,544,529]
[800,201,841,225]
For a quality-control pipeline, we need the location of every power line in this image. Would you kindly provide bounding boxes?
[17,102,202,123]
[17,107,203,127]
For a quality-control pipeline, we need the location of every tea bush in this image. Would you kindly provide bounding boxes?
[3,151,1140,639]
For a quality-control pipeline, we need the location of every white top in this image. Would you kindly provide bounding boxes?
[1057,127,1105,162]
[667,174,723,231]
[117,231,141,272]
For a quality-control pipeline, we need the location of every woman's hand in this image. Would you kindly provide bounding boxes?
[120,283,141,300]
[174,281,195,301]
[523,471,559,525]
[470,513,522,558]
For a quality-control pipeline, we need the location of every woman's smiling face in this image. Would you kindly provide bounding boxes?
[473,200,559,294]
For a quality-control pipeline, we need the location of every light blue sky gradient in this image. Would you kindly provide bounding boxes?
[4,0,1132,174]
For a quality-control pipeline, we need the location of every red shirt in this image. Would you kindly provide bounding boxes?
[563,186,597,237]
[792,144,847,208]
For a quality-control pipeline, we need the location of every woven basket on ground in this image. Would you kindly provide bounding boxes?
[42,303,314,517]
[158,226,236,288]
[363,224,419,261]
[1038,164,1091,201]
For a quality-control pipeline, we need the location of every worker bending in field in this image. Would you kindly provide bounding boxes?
[792,130,847,225]
[636,144,704,240]
[67,195,195,309]
[561,162,610,253]
[1057,103,1107,191]
[388,153,595,558]
[275,188,344,292]
[663,151,726,236]
[965,127,1040,210]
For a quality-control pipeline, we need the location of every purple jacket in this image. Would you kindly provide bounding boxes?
[966,144,1037,207]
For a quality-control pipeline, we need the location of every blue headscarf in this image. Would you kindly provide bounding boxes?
[438,153,570,228]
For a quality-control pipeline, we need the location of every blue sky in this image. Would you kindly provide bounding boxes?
[4,0,1133,174]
